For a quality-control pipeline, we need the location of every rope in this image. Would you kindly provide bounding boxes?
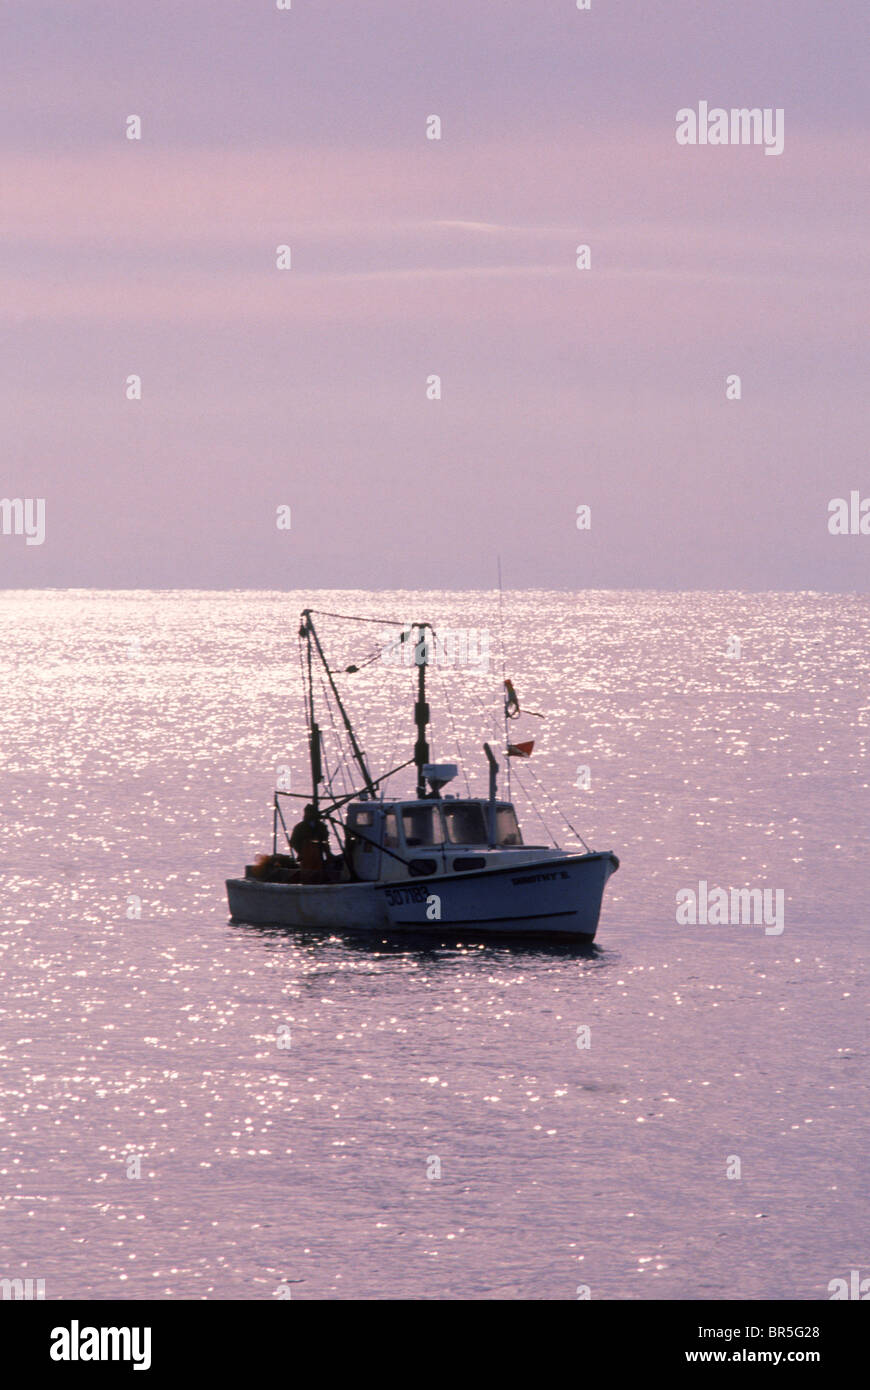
[432,660,471,796]
[515,758,592,854]
[342,628,409,673]
[378,694,400,801]
[304,607,592,852]
[297,627,311,742]
[306,608,411,627]
[509,761,560,848]
[497,557,511,802]
[317,673,355,803]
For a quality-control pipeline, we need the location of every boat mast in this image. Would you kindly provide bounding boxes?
[299,614,323,810]
[413,622,432,799]
[301,609,377,800]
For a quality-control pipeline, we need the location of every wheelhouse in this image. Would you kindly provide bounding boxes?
[346,798,523,853]
[343,798,527,882]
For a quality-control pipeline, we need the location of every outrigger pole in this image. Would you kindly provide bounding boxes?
[271,755,415,859]
[296,610,433,809]
[274,757,415,812]
[300,610,377,801]
[299,612,322,811]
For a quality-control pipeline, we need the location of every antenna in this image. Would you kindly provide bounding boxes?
[497,556,510,801]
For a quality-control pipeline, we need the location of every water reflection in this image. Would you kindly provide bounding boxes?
[229,917,613,964]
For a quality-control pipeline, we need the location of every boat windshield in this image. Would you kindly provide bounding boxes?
[441,802,523,846]
[402,804,444,847]
[398,801,524,847]
[442,801,488,844]
[495,805,522,846]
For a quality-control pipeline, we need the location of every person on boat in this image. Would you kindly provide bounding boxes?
[289,804,329,883]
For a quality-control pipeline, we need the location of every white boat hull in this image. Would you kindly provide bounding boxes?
[226,851,618,941]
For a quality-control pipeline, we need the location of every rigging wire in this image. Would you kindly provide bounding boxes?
[515,758,592,854]
[377,658,402,801]
[305,608,412,627]
[509,760,560,848]
[297,625,311,743]
[496,556,511,802]
[343,627,410,673]
[295,622,313,805]
[300,606,592,858]
[317,672,355,803]
[432,658,472,797]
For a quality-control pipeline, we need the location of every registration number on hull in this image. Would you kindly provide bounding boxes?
[384,884,431,907]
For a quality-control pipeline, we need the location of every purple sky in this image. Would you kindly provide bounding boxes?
[1,0,868,589]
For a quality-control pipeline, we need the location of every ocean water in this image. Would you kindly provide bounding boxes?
[0,589,866,1301]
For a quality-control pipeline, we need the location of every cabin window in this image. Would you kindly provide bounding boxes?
[496,806,522,846]
[383,812,399,849]
[347,805,378,856]
[401,805,444,847]
[409,858,438,877]
[443,802,488,845]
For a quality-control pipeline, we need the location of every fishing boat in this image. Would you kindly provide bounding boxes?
[225,610,619,940]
